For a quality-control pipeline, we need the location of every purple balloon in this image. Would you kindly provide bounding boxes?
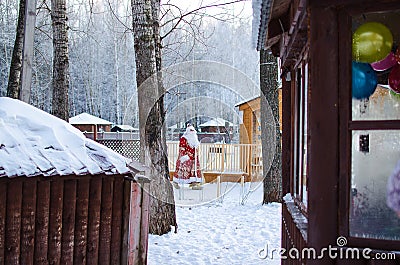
[389,64,400,93]
[371,52,397,71]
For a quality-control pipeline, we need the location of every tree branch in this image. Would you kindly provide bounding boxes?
[160,0,248,40]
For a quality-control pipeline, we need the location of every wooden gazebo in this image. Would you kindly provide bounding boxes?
[254,0,400,264]
[69,113,112,140]
[0,97,150,264]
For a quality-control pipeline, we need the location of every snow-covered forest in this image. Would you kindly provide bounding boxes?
[0,0,259,127]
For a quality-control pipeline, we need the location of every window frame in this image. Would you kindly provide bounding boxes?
[338,3,400,250]
[292,58,310,215]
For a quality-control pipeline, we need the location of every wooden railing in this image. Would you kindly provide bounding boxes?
[90,137,263,181]
[167,141,263,181]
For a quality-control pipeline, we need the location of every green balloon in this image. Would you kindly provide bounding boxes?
[352,22,393,63]
[389,89,400,100]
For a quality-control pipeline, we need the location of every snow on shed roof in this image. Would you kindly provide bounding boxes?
[199,118,233,127]
[69,112,112,125]
[0,97,139,178]
[112,125,138,131]
[235,95,260,107]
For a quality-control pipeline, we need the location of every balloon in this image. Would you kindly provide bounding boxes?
[389,89,400,100]
[370,52,397,71]
[352,22,393,63]
[389,64,400,93]
[395,46,400,63]
[352,62,378,99]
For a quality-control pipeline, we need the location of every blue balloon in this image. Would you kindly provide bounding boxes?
[352,61,378,99]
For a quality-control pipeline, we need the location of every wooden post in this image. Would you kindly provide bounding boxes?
[221,144,225,172]
[34,181,50,265]
[240,175,245,202]
[20,181,37,265]
[110,177,124,265]
[5,181,23,265]
[139,181,150,264]
[87,178,102,265]
[128,183,142,264]
[73,179,90,265]
[60,180,77,264]
[121,180,131,265]
[0,182,7,265]
[216,176,221,202]
[99,178,113,264]
[48,180,64,265]
[20,0,37,103]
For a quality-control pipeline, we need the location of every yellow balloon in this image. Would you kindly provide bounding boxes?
[352,22,393,63]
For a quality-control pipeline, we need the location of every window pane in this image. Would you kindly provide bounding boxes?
[302,63,308,207]
[352,10,400,120]
[350,130,400,240]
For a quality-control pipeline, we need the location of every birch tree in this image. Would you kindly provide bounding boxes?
[6,0,25,99]
[132,0,177,235]
[51,0,70,120]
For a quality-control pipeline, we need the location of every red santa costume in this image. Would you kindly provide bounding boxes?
[173,125,203,184]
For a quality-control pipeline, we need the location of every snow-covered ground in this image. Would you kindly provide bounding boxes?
[148,182,282,265]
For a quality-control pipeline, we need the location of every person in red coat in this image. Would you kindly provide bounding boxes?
[173,125,202,188]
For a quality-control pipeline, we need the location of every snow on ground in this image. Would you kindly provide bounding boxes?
[148,182,282,265]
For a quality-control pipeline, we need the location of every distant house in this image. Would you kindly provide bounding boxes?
[198,118,234,143]
[69,113,112,140]
[198,117,233,133]
[0,97,149,264]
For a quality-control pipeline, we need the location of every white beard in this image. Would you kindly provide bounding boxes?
[183,131,200,148]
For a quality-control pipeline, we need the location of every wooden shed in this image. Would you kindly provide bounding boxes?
[69,113,112,140]
[236,94,282,145]
[0,97,150,265]
[254,0,400,264]
[236,96,261,145]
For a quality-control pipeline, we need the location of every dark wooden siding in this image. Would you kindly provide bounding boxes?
[0,175,148,265]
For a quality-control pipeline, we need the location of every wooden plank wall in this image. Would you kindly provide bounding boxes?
[0,175,146,265]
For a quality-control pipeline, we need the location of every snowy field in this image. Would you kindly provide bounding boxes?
[148,182,282,265]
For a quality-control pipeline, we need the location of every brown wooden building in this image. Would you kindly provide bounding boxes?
[236,94,282,145]
[254,0,400,264]
[0,97,149,265]
[69,113,112,140]
[236,96,262,145]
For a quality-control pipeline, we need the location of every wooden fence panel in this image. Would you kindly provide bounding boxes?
[34,181,50,265]
[139,182,150,264]
[0,175,145,265]
[20,181,37,265]
[121,180,131,265]
[99,178,113,264]
[48,180,64,265]
[5,181,22,265]
[0,182,7,265]
[128,183,142,264]
[73,179,90,265]
[61,180,77,264]
[110,177,124,265]
[87,178,102,265]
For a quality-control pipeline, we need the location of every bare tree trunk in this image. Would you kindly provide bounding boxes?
[51,0,69,121]
[260,50,282,203]
[7,0,25,99]
[132,0,176,235]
